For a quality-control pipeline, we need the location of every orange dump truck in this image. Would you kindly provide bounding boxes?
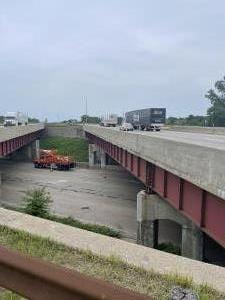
[33,149,75,170]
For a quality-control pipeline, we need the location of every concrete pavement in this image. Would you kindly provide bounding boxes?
[0,161,144,240]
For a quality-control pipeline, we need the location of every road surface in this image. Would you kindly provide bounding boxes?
[118,128,225,151]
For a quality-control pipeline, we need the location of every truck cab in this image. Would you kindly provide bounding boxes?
[4,112,28,127]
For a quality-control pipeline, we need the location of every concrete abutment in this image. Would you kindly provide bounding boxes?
[137,190,204,261]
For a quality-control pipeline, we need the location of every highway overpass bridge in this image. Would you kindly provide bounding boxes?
[0,124,45,188]
[85,125,225,263]
[0,124,44,158]
[0,123,44,158]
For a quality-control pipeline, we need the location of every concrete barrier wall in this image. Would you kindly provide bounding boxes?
[84,125,225,200]
[1,208,225,293]
[46,124,84,138]
[164,125,225,135]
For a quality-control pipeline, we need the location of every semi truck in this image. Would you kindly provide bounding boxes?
[100,114,118,127]
[125,108,166,131]
[4,112,28,127]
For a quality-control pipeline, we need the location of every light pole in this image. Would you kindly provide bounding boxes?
[85,97,88,124]
[83,96,88,124]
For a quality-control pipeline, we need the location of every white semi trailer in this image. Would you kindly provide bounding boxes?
[4,112,28,127]
[100,114,118,127]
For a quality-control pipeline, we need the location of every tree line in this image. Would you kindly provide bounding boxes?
[167,75,225,127]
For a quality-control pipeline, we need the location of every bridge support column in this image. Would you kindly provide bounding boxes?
[100,150,106,168]
[34,139,40,160]
[182,224,203,260]
[89,144,106,168]
[137,191,158,247]
[27,140,40,161]
[137,190,204,261]
[89,144,96,167]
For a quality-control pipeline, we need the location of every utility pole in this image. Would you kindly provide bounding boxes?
[85,96,88,124]
[82,96,88,124]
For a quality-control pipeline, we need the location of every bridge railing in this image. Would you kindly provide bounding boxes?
[0,245,151,300]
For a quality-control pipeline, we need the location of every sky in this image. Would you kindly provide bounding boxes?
[0,0,225,121]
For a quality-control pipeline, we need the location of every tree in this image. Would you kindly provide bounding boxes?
[22,187,52,218]
[205,76,225,126]
[61,119,78,125]
[117,116,123,125]
[80,115,101,124]
[166,115,207,126]
[28,117,40,123]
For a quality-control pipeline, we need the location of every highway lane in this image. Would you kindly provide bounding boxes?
[111,127,225,151]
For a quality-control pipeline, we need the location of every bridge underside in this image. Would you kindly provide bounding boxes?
[86,132,225,249]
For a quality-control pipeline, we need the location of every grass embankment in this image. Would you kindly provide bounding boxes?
[40,136,88,162]
[0,226,223,300]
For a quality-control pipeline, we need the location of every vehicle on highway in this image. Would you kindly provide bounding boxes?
[100,114,118,127]
[125,108,166,131]
[120,122,134,131]
[3,112,28,127]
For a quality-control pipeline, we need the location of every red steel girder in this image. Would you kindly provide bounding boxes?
[86,132,225,248]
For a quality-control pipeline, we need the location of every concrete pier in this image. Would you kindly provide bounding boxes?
[137,190,204,260]
[100,150,106,168]
[88,144,107,168]
[88,144,97,167]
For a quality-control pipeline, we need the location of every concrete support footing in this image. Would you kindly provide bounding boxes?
[137,190,204,261]
[88,144,107,168]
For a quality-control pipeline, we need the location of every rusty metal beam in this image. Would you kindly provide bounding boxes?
[0,246,151,300]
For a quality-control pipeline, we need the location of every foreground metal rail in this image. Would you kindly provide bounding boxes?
[0,246,151,300]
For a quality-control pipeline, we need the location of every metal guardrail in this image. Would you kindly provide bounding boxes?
[0,246,151,300]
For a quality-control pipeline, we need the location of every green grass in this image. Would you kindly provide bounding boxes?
[48,215,121,238]
[40,136,88,162]
[0,226,224,300]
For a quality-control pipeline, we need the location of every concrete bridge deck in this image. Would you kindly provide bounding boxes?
[85,125,225,200]
[0,124,45,157]
[0,124,44,143]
